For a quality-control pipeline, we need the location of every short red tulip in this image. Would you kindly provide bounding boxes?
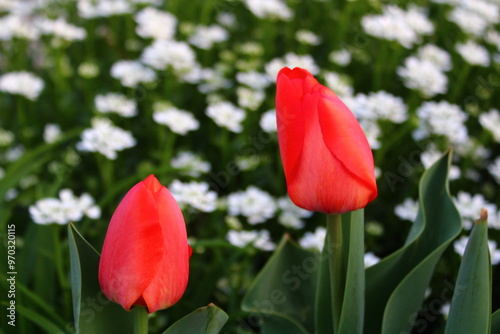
[99,175,190,313]
[276,67,377,214]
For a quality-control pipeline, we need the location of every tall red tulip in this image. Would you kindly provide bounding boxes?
[99,175,190,313]
[276,67,377,214]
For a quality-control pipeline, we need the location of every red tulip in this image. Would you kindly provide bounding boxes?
[99,175,190,313]
[276,67,377,214]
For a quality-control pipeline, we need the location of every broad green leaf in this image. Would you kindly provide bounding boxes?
[68,223,136,334]
[365,150,462,334]
[445,218,491,334]
[162,304,228,334]
[315,240,333,334]
[242,235,317,334]
[491,309,500,334]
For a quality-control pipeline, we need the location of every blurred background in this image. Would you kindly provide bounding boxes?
[0,0,499,333]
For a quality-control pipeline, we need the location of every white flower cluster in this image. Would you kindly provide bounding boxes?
[95,93,137,117]
[421,147,461,180]
[413,101,468,145]
[299,227,326,252]
[243,0,293,21]
[0,71,44,100]
[227,186,277,224]
[453,192,499,230]
[448,0,499,37]
[169,180,218,212]
[0,14,40,41]
[141,39,201,82]
[456,40,490,67]
[36,17,87,41]
[236,71,271,91]
[259,109,277,133]
[454,236,500,265]
[78,0,133,18]
[329,49,352,66]
[277,196,313,229]
[29,189,100,225]
[394,198,419,222]
[134,7,177,40]
[170,151,211,177]
[361,5,434,48]
[323,72,354,98]
[205,101,246,133]
[189,25,228,50]
[153,106,199,135]
[344,91,408,149]
[77,118,136,159]
[398,44,451,97]
[226,229,275,251]
[110,60,156,87]
[296,30,321,45]
[236,87,265,110]
[43,124,62,143]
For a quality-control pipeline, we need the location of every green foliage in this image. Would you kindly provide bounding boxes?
[162,304,229,334]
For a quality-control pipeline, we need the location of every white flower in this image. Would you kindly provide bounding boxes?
[169,180,218,212]
[359,120,381,150]
[76,118,136,159]
[454,236,500,265]
[110,60,156,87]
[323,72,353,98]
[364,252,380,268]
[395,198,419,222]
[345,91,408,123]
[485,30,500,50]
[227,186,277,224]
[36,17,86,41]
[226,229,275,251]
[170,151,211,177]
[299,227,326,252]
[479,109,500,142]
[296,30,321,45]
[456,40,490,66]
[135,7,177,40]
[77,0,132,18]
[0,129,14,146]
[453,192,497,229]
[397,57,448,97]
[0,14,40,41]
[153,107,199,135]
[198,68,232,94]
[243,0,293,21]
[206,101,246,133]
[29,189,100,225]
[236,71,270,90]
[95,93,137,117]
[43,124,62,143]
[329,49,352,66]
[189,25,228,50]
[277,196,313,229]
[5,145,24,162]
[237,87,265,110]
[141,39,201,82]
[448,8,488,37]
[414,101,468,145]
[417,44,452,71]
[217,12,236,27]
[259,109,277,133]
[0,71,44,100]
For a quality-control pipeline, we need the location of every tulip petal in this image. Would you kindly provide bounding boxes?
[317,87,377,198]
[141,186,190,313]
[99,179,164,311]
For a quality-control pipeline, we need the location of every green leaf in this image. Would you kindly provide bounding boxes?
[242,235,317,334]
[445,217,491,334]
[1,302,64,334]
[365,150,462,334]
[68,223,136,334]
[315,240,333,334]
[162,304,228,334]
[491,309,500,334]
[338,209,365,334]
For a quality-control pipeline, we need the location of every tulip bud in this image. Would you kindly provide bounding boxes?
[276,67,377,214]
[99,175,190,313]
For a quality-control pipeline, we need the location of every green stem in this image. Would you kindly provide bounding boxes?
[133,306,149,334]
[449,64,471,103]
[326,214,344,333]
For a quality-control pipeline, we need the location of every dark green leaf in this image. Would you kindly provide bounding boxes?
[242,235,317,334]
[162,304,228,334]
[365,150,462,334]
[445,218,491,334]
[491,309,500,334]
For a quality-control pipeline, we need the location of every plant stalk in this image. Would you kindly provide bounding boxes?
[326,214,344,333]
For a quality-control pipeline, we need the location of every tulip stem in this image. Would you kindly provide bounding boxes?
[133,306,149,334]
[326,214,344,333]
